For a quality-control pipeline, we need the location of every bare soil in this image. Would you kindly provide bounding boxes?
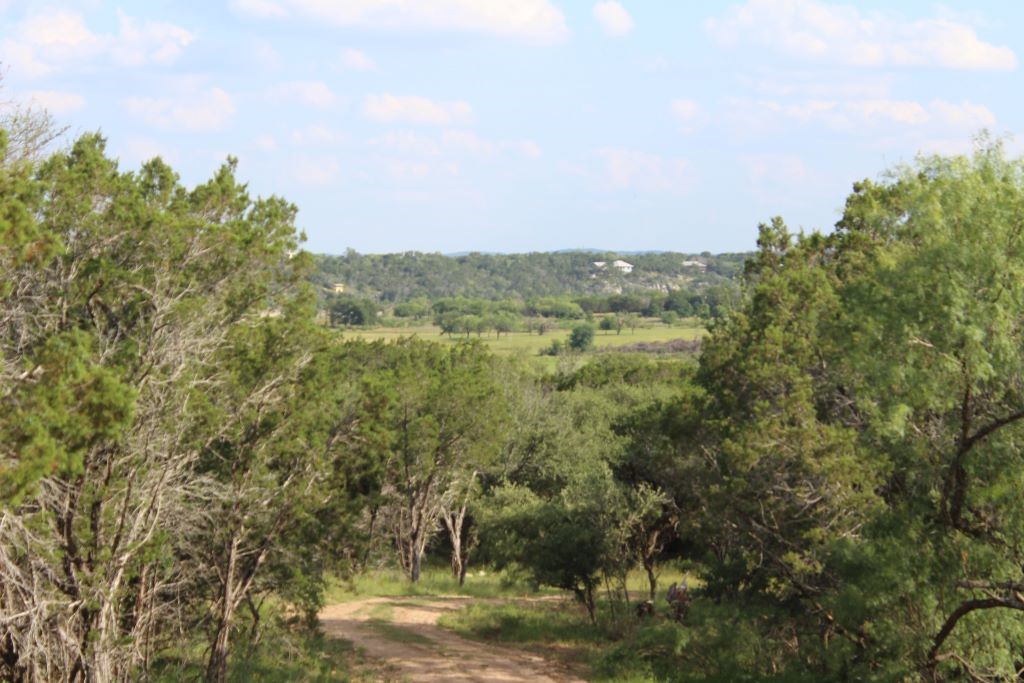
[319,596,586,682]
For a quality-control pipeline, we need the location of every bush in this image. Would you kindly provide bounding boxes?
[540,339,564,356]
[568,324,595,351]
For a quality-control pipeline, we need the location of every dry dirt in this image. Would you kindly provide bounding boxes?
[319,596,586,682]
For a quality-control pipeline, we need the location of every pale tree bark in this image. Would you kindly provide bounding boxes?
[440,471,478,586]
[0,149,304,682]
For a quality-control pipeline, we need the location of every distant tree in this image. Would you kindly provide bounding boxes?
[329,295,377,326]
[393,297,431,319]
[568,324,596,351]
[491,313,518,338]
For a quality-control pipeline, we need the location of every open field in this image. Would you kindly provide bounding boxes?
[339,319,706,360]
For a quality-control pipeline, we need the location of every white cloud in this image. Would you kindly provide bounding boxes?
[117,135,178,166]
[341,48,375,71]
[748,72,894,99]
[741,154,808,184]
[0,40,51,77]
[364,94,472,126]
[670,99,700,133]
[293,157,340,185]
[387,159,431,180]
[739,97,996,133]
[254,134,277,150]
[124,87,235,132]
[272,81,337,107]
[369,130,442,156]
[370,129,540,159]
[251,39,282,70]
[706,0,1016,70]
[232,0,568,42]
[442,129,494,155]
[289,125,347,145]
[2,9,194,77]
[109,11,195,66]
[512,140,542,159]
[441,130,541,158]
[593,1,633,37]
[930,100,996,129]
[230,0,287,18]
[19,11,99,51]
[23,90,85,114]
[597,148,690,192]
[848,99,929,125]
[738,154,821,203]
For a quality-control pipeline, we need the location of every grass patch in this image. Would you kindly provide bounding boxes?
[325,566,555,603]
[363,620,436,647]
[439,600,626,679]
[339,320,705,362]
[152,623,382,683]
[440,600,603,645]
[436,567,700,682]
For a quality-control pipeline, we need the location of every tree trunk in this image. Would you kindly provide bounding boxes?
[644,560,657,603]
[584,584,596,625]
[206,609,234,683]
[410,546,422,583]
[206,537,239,683]
[441,472,476,586]
[442,506,466,583]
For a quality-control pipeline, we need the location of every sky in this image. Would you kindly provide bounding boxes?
[1,0,1021,255]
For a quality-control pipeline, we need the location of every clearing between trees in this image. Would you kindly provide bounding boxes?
[320,596,585,682]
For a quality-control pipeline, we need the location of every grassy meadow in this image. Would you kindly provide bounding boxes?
[339,318,706,367]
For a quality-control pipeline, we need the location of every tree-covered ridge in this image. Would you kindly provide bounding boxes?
[312,249,748,302]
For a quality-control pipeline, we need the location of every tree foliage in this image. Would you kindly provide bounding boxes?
[0,134,376,682]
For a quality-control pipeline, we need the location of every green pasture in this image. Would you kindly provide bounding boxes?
[339,319,705,361]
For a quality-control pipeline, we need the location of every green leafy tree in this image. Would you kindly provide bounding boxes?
[328,295,378,326]
[677,141,1024,679]
[352,339,508,582]
[0,134,361,682]
[568,324,595,351]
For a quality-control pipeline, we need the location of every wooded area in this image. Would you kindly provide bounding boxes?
[4,105,1024,681]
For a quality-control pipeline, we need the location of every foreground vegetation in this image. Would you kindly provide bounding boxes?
[5,100,1024,681]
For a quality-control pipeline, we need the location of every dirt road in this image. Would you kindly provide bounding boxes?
[319,596,586,682]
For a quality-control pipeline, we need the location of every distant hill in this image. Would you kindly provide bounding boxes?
[312,250,751,303]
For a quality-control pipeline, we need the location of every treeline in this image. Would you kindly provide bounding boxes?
[313,248,748,302]
[325,284,739,332]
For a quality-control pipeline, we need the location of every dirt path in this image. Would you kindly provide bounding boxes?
[319,596,586,682]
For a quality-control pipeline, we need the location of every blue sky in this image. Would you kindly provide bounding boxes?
[2,1,1021,254]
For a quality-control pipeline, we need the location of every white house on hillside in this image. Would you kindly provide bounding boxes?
[612,259,633,273]
[592,260,634,274]
[682,260,706,271]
